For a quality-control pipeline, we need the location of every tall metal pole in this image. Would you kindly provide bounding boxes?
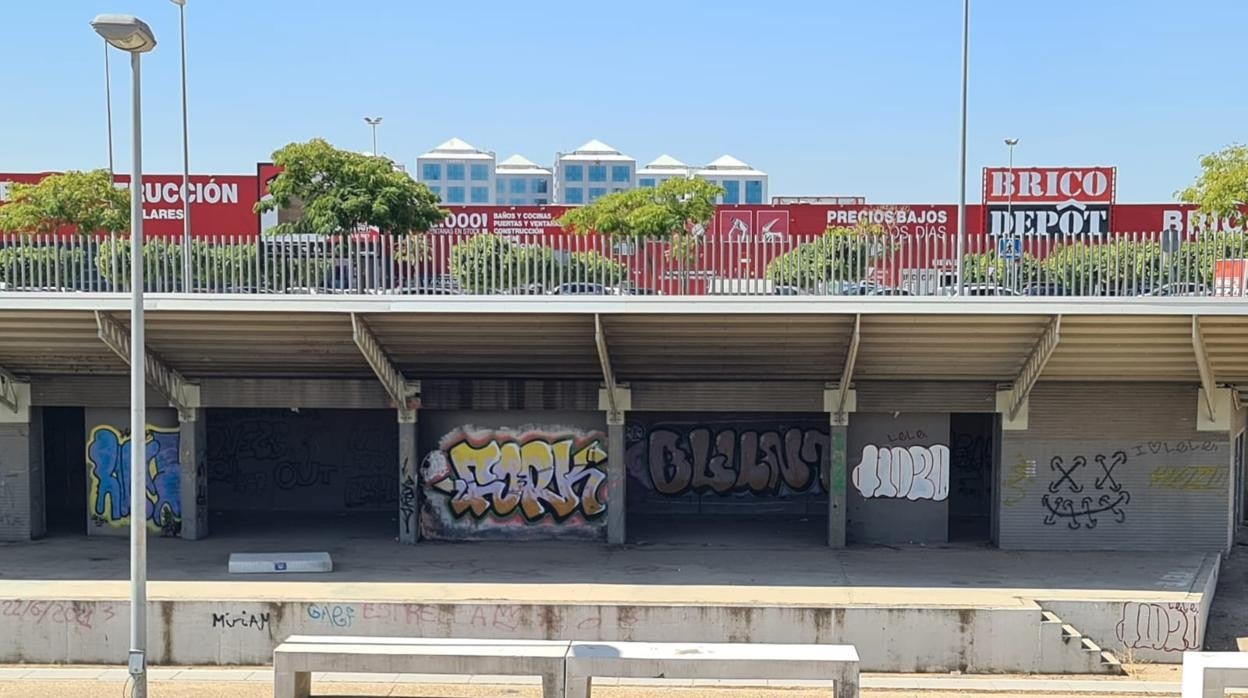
[176,1,191,291]
[371,123,378,157]
[954,0,969,296]
[1007,141,1015,290]
[128,49,149,698]
[104,40,115,176]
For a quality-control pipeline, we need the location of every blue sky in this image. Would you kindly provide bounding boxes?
[2,0,1244,202]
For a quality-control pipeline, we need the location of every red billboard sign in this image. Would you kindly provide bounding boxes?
[0,171,260,237]
[426,206,572,235]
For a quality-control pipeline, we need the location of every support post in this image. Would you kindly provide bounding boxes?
[398,412,419,544]
[823,387,854,548]
[177,399,207,540]
[606,413,626,546]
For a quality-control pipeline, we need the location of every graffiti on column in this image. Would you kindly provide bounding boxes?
[86,425,182,535]
[627,424,829,497]
[1041,451,1130,529]
[851,444,950,501]
[421,425,608,540]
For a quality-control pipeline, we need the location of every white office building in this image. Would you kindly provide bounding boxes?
[555,139,635,205]
[637,154,693,188]
[696,155,768,205]
[494,155,553,206]
[416,137,495,204]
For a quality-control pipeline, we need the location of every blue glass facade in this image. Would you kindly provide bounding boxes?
[446,163,465,181]
[588,165,607,182]
[421,163,441,181]
[612,165,631,183]
[588,187,606,202]
[565,165,583,182]
[446,186,465,203]
[563,187,584,204]
[470,186,489,203]
[722,180,740,204]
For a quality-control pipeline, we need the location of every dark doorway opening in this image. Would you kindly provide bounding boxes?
[948,413,995,542]
[205,408,397,541]
[41,407,87,535]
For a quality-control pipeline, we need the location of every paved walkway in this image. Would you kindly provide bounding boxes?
[0,667,1184,695]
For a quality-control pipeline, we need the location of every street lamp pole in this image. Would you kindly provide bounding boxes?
[364,117,382,156]
[103,40,115,176]
[1004,138,1019,289]
[954,0,969,296]
[172,0,191,290]
[90,16,156,698]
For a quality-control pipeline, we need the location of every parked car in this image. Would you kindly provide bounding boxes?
[951,284,1020,297]
[1148,282,1211,297]
[1021,283,1067,297]
[866,286,912,296]
[614,286,659,296]
[549,282,609,295]
[773,285,807,296]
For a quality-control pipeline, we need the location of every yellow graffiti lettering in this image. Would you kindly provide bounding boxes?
[440,435,608,523]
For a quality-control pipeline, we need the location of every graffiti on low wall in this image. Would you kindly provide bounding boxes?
[86,425,181,536]
[852,444,950,501]
[626,418,829,501]
[1116,602,1200,652]
[420,425,608,540]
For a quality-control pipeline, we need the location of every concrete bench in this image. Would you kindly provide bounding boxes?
[565,641,860,697]
[272,635,570,698]
[1182,651,1248,698]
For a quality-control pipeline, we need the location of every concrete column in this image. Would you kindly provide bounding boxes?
[827,423,847,548]
[0,382,43,541]
[398,414,419,544]
[606,417,626,546]
[177,409,208,540]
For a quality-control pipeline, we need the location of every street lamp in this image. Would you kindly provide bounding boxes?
[954,0,970,296]
[1004,138,1019,289]
[171,0,191,290]
[90,14,156,698]
[364,116,382,156]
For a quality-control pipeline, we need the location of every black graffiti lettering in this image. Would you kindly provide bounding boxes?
[1043,450,1132,529]
[211,611,271,631]
[1047,456,1083,493]
[641,426,827,497]
[399,472,416,535]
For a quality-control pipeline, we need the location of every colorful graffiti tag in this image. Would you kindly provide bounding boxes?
[86,425,181,535]
[421,425,608,540]
[627,421,829,497]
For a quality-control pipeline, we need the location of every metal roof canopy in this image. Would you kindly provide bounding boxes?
[0,297,1244,396]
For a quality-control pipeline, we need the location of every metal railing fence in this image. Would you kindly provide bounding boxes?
[1,230,1245,298]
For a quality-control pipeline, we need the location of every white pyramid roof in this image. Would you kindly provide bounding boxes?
[496,154,551,175]
[561,139,633,162]
[419,137,494,160]
[697,154,766,177]
[645,154,688,168]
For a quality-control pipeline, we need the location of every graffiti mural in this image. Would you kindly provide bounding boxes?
[86,425,181,535]
[1116,602,1200,652]
[1041,451,1131,529]
[626,419,829,500]
[421,425,608,540]
[851,444,950,501]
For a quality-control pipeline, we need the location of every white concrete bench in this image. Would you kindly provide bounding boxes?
[565,641,860,697]
[272,635,570,698]
[1182,651,1248,698]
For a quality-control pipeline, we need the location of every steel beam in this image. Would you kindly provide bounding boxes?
[351,313,419,422]
[832,314,861,423]
[95,311,196,417]
[1003,315,1061,421]
[595,314,622,423]
[1192,316,1218,422]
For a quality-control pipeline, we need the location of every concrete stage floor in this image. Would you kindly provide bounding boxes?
[0,513,1215,608]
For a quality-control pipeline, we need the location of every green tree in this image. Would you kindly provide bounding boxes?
[0,169,128,235]
[1178,144,1248,219]
[558,177,722,240]
[255,138,446,236]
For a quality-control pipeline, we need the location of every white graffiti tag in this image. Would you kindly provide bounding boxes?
[1115,602,1199,652]
[852,444,950,501]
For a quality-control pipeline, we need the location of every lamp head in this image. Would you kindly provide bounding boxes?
[1004,138,1019,146]
[91,14,157,53]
